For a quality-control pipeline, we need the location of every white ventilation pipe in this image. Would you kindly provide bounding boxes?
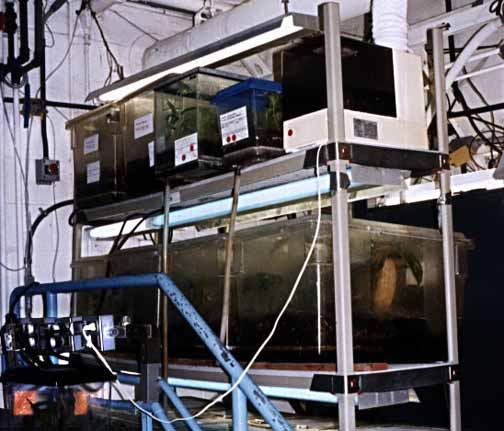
[143,0,371,69]
[445,20,502,89]
[372,0,409,51]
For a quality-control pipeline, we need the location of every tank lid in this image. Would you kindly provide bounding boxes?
[211,78,282,104]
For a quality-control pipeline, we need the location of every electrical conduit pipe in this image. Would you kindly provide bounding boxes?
[445,20,502,88]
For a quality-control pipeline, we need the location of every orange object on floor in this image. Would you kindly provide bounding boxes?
[13,390,38,416]
[74,390,89,416]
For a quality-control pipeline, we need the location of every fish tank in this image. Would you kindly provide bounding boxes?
[74,216,471,364]
[123,90,163,197]
[154,68,244,180]
[167,216,470,363]
[211,78,284,166]
[67,105,125,209]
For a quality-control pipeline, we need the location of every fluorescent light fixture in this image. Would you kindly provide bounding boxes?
[89,168,504,240]
[86,14,315,102]
[89,174,331,239]
[89,219,152,240]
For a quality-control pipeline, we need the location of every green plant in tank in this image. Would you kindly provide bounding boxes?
[164,99,196,139]
[265,92,282,130]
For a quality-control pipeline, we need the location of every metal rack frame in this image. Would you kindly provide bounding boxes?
[70,3,461,430]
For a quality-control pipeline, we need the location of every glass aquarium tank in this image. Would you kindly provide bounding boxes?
[123,90,163,197]
[154,68,243,180]
[211,78,284,166]
[67,105,125,209]
[74,216,471,364]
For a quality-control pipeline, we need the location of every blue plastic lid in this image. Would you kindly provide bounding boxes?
[211,78,282,104]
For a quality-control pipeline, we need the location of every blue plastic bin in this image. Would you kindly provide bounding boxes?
[211,78,283,165]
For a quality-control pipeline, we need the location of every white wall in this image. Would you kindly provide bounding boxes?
[0,1,191,318]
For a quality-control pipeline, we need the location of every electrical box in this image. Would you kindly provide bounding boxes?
[35,158,60,185]
[154,68,243,181]
[276,36,429,152]
[211,78,284,166]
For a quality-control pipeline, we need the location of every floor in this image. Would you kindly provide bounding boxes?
[0,401,449,431]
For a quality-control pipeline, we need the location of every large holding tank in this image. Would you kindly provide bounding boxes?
[74,215,471,364]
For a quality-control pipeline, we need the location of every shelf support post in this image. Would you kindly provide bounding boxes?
[162,182,171,382]
[320,2,356,430]
[431,25,462,431]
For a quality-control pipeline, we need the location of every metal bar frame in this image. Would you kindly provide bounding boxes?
[150,402,176,431]
[232,379,248,431]
[64,6,463,431]
[162,184,171,381]
[321,2,356,430]
[431,25,462,431]
[9,273,293,431]
[158,379,203,431]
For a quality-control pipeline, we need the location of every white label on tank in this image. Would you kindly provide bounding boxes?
[170,191,181,204]
[220,106,249,146]
[134,113,154,139]
[175,133,198,167]
[148,141,155,168]
[83,133,99,155]
[86,161,100,184]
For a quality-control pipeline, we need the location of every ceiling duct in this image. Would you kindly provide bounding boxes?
[142,0,371,69]
[87,0,370,101]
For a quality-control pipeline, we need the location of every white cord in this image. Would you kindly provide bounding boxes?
[166,143,326,424]
[82,324,115,376]
[85,144,326,425]
[82,324,177,424]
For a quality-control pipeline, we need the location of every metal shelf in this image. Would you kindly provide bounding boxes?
[166,361,457,410]
[79,143,446,226]
[71,7,461,431]
[311,363,459,395]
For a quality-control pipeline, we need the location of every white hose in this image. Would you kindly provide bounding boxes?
[445,20,502,89]
[372,0,409,51]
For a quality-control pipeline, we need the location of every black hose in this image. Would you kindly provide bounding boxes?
[490,0,504,17]
[17,0,30,65]
[96,208,163,314]
[39,16,49,159]
[12,199,74,313]
[25,199,74,269]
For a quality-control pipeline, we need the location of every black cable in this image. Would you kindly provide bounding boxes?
[25,199,74,271]
[115,209,163,251]
[110,10,158,41]
[463,69,499,142]
[87,3,124,80]
[96,209,163,314]
[68,208,81,226]
[45,23,56,48]
[469,116,504,132]
[444,14,500,153]
[490,0,504,17]
[451,81,501,153]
